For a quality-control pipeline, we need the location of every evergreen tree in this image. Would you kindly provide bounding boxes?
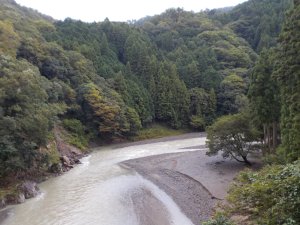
[248,48,280,152]
[275,0,300,160]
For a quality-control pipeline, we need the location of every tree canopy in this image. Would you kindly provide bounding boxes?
[0,0,299,178]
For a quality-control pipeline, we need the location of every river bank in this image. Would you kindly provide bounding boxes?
[120,138,262,224]
[1,133,261,225]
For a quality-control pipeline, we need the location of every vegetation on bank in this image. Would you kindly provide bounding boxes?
[0,0,299,223]
[204,1,300,224]
[62,119,90,151]
[206,113,260,165]
[130,124,188,142]
[228,161,300,224]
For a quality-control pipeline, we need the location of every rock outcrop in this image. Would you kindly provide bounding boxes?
[18,181,40,199]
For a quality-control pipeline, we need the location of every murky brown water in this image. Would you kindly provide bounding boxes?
[2,134,205,225]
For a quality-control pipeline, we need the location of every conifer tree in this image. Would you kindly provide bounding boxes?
[275,0,300,160]
[248,48,280,152]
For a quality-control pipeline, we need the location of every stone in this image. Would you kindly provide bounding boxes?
[6,192,25,204]
[16,193,25,203]
[18,181,40,199]
[61,155,71,166]
[49,163,62,173]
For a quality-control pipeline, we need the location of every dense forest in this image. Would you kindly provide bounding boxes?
[0,0,299,223]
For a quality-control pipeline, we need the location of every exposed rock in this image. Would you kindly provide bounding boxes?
[18,181,40,199]
[17,193,25,203]
[53,127,85,171]
[49,163,62,173]
[0,198,6,209]
[61,155,71,166]
[6,192,25,204]
[74,159,82,164]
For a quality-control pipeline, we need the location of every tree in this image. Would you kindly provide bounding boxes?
[206,113,260,165]
[80,83,121,136]
[155,61,189,128]
[0,56,65,175]
[274,0,300,161]
[0,20,20,57]
[218,74,247,115]
[188,88,216,126]
[248,48,280,152]
[125,107,142,135]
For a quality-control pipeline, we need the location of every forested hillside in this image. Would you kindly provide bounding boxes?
[210,0,293,52]
[0,0,299,210]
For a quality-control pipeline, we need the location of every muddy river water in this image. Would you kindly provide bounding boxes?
[2,134,206,225]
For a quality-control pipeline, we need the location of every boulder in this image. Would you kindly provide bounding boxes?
[16,193,25,203]
[49,162,62,173]
[74,159,81,164]
[6,192,25,204]
[61,155,71,166]
[18,181,40,199]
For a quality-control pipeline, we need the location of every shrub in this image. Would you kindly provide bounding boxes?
[189,115,205,131]
[203,213,235,225]
[62,119,89,150]
[228,160,300,224]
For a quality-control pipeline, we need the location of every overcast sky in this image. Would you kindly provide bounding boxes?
[15,0,247,22]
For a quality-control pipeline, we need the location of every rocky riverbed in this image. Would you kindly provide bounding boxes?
[120,141,261,224]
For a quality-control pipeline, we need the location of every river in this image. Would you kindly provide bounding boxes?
[2,134,205,225]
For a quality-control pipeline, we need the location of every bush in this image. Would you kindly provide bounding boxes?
[189,115,205,131]
[228,161,300,224]
[131,124,186,141]
[62,119,89,150]
[203,213,235,225]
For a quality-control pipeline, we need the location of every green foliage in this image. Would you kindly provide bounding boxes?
[189,88,217,126]
[218,74,247,115]
[248,48,281,152]
[274,1,300,161]
[203,212,235,225]
[1,0,298,183]
[0,20,20,57]
[46,141,60,165]
[62,119,89,149]
[249,48,280,125]
[189,115,205,131]
[206,113,260,165]
[0,56,65,176]
[155,61,189,128]
[211,0,293,52]
[79,83,122,135]
[125,107,142,135]
[132,124,187,141]
[228,161,300,224]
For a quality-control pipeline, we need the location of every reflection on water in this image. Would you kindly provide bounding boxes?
[3,135,205,225]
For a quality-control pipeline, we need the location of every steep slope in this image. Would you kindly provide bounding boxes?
[0,0,288,180]
[210,0,293,52]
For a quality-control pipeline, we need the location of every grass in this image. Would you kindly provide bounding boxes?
[131,123,188,142]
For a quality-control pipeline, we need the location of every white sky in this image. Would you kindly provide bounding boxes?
[15,0,247,22]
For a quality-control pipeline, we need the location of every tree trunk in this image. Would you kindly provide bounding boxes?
[263,124,267,155]
[267,125,271,153]
[242,156,252,166]
[263,124,267,145]
[272,122,277,151]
